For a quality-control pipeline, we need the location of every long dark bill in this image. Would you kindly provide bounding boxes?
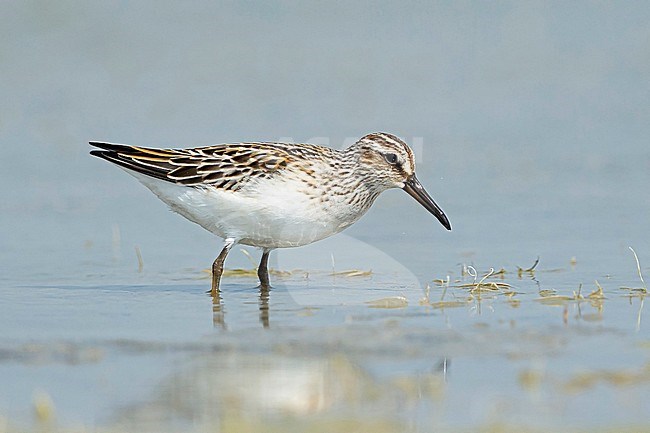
[402,174,451,230]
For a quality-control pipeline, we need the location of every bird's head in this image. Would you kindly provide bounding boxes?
[349,132,451,230]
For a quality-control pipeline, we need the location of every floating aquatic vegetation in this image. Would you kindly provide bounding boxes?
[456,267,519,296]
[534,294,578,305]
[366,296,408,309]
[205,267,371,279]
[332,269,373,277]
[328,252,373,277]
[221,268,260,277]
[590,281,606,299]
[621,247,647,296]
[201,267,295,278]
[517,257,539,278]
[421,263,534,311]
[428,298,472,309]
[534,282,605,306]
[420,277,477,309]
[617,247,648,331]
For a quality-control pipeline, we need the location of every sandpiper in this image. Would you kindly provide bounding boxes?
[90,132,451,294]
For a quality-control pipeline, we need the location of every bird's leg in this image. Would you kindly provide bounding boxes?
[258,249,271,289]
[211,239,234,297]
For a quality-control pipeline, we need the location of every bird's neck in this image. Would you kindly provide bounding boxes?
[328,146,383,210]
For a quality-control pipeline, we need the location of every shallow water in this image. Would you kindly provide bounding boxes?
[2,2,650,432]
[2,267,649,432]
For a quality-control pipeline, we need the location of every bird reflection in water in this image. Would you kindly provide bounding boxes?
[211,286,271,329]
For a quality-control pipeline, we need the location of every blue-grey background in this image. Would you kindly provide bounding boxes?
[2,1,649,285]
[1,2,649,431]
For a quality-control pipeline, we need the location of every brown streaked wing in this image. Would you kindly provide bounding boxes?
[90,142,191,182]
[166,143,296,190]
[91,141,327,190]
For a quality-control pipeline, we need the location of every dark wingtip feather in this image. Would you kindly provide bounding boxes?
[89,149,114,160]
[89,147,171,182]
[89,141,134,152]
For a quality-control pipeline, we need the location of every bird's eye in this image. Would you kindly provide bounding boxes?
[384,153,398,165]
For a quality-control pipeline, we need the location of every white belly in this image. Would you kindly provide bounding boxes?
[127,170,363,249]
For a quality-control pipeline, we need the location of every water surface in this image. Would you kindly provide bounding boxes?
[1,2,650,432]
